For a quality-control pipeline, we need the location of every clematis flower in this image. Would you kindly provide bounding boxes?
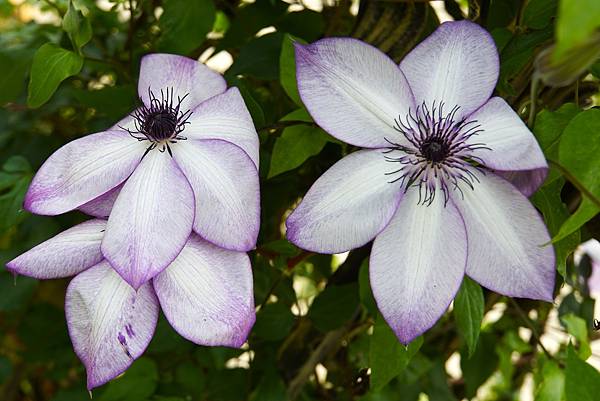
[24,54,260,289]
[286,21,555,343]
[574,239,600,297]
[6,219,255,389]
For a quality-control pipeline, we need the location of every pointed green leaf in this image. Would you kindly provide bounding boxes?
[453,277,484,357]
[267,109,331,178]
[369,314,423,391]
[27,43,83,108]
[531,178,580,277]
[62,1,92,51]
[279,34,306,106]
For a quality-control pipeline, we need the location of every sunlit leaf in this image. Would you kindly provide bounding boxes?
[27,43,83,108]
[453,277,484,357]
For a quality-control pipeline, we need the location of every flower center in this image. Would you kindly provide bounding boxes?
[420,138,449,163]
[120,87,192,157]
[142,110,178,141]
[384,101,490,205]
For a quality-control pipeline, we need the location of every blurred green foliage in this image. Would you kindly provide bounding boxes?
[0,0,599,400]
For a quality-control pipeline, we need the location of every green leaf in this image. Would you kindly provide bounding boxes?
[309,283,359,332]
[453,277,484,357]
[369,314,423,391]
[500,27,553,82]
[554,0,600,60]
[565,345,600,401]
[279,34,306,106]
[521,0,558,29]
[158,0,216,54]
[62,1,92,51]
[531,179,580,277]
[218,0,288,49]
[558,108,600,233]
[535,359,564,401]
[27,43,83,108]
[0,48,33,105]
[98,357,158,401]
[268,109,330,178]
[553,198,599,243]
[228,32,283,80]
[561,313,591,359]
[253,302,295,341]
[275,10,325,42]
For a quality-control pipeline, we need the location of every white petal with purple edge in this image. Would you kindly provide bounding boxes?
[494,168,547,197]
[468,97,547,172]
[453,170,555,301]
[172,139,259,252]
[153,235,255,347]
[102,151,194,289]
[6,219,106,279]
[286,149,403,254]
[185,87,259,167]
[138,54,226,111]
[65,261,159,389]
[400,20,499,120]
[78,184,122,218]
[295,38,415,148]
[25,131,145,215]
[370,189,467,344]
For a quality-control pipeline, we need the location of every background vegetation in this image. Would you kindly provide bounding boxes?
[0,0,599,400]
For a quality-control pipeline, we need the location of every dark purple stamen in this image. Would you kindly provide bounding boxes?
[384,101,490,206]
[120,87,192,157]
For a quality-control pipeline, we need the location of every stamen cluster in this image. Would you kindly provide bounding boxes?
[384,101,490,205]
[121,87,192,157]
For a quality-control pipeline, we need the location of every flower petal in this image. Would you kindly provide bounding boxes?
[102,151,194,289]
[65,261,159,389]
[153,235,255,347]
[6,219,106,279]
[185,87,259,167]
[295,38,415,148]
[468,97,547,172]
[400,20,499,119]
[453,170,555,301]
[138,54,226,111]
[494,168,547,197]
[286,149,403,254]
[78,184,122,218]
[370,189,467,344]
[25,131,144,215]
[172,139,259,251]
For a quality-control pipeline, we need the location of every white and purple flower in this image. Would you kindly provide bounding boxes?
[286,21,556,343]
[24,53,260,289]
[6,220,255,389]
